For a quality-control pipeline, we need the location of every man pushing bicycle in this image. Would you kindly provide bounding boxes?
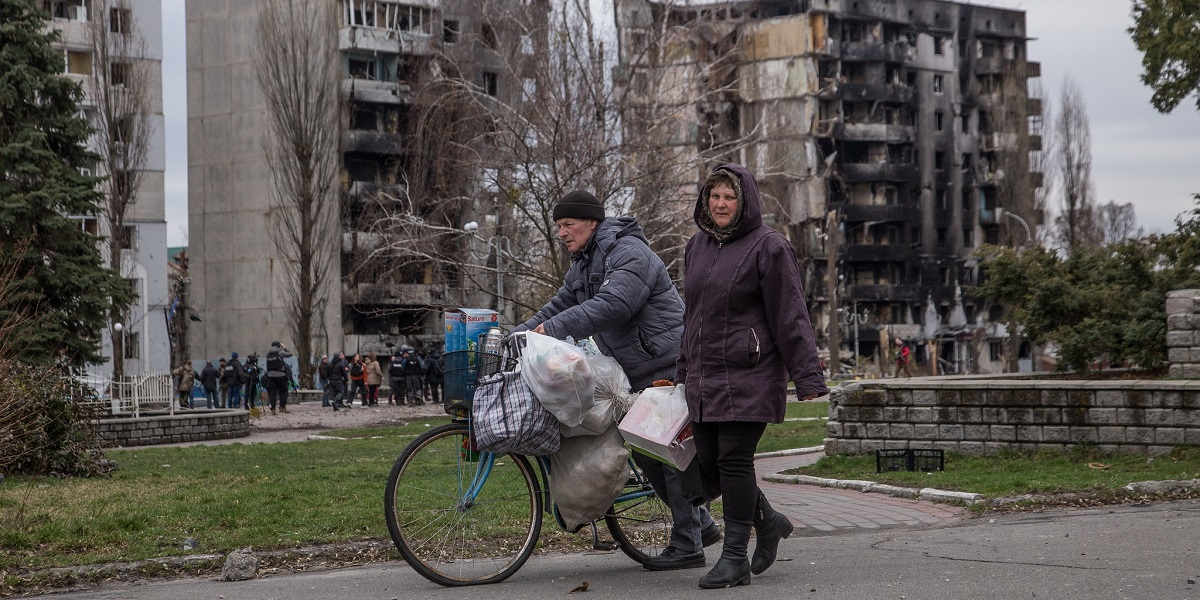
[515,190,721,570]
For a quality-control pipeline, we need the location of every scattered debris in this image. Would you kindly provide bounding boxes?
[568,581,589,593]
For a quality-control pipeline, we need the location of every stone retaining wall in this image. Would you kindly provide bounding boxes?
[1166,289,1200,377]
[825,379,1200,456]
[93,410,250,447]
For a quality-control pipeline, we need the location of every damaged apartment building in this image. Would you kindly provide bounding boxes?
[187,0,545,359]
[615,0,1044,373]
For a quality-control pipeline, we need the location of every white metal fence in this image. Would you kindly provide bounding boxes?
[77,372,177,418]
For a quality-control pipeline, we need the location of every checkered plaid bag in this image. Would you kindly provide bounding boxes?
[473,370,561,456]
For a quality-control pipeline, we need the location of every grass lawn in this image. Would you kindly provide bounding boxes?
[756,401,829,453]
[0,402,827,573]
[789,446,1200,498]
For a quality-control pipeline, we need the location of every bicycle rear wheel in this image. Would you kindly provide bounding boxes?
[604,472,673,565]
[384,422,543,586]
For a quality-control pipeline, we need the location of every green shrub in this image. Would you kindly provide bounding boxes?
[0,361,110,477]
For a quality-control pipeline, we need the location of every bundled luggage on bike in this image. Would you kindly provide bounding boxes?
[383,330,677,587]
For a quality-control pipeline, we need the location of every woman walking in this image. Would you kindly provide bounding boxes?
[677,164,827,589]
[365,352,382,406]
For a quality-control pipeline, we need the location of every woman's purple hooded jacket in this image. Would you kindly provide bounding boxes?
[677,163,828,423]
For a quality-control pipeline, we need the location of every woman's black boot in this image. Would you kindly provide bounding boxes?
[698,520,751,589]
[751,490,793,575]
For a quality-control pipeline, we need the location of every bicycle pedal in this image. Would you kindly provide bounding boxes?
[592,540,617,552]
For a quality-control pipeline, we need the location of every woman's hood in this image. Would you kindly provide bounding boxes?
[693,163,764,242]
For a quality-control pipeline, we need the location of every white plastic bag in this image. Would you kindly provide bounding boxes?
[518,332,595,427]
[563,397,613,437]
[549,425,630,532]
[563,353,631,437]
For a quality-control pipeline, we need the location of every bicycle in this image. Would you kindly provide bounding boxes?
[383,349,675,586]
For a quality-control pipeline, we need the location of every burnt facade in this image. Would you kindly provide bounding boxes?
[616,0,1043,373]
[337,1,548,352]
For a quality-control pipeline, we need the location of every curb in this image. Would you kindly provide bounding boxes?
[4,540,393,594]
[753,445,825,459]
[763,472,985,506]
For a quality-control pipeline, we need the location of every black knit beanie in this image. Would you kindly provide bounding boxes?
[552,190,605,221]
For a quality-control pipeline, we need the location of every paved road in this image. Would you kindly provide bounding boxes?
[38,500,1200,599]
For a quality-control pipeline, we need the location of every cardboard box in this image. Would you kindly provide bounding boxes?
[618,386,695,470]
[444,308,499,353]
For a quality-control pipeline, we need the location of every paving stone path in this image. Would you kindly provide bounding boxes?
[756,454,966,535]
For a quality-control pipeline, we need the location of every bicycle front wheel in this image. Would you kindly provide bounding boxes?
[384,422,543,586]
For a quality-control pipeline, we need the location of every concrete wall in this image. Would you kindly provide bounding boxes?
[186,0,344,362]
[94,410,250,447]
[825,378,1200,456]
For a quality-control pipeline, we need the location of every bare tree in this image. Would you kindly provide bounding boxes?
[365,0,762,323]
[1028,79,1056,246]
[986,62,1041,248]
[166,250,190,369]
[1054,76,1101,253]
[255,0,341,385]
[1095,200,1142,245]
[89,0,153,378]
[0,238,32,362]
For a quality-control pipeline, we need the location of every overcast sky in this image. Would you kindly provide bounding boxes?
[159,0,1200,247]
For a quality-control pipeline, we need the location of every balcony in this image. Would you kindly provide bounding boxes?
[843,203,919,223]
[1026,61,1041,78]
[342,130,407,155]
[345,181,408,200]
[979,132,1019,152]
[849,284,922,303]
[838,82,915,104]
[838,123,916,143]
[979,207,997,225]
[1027,97,1043,116]
[973,56,1011,75]
[976,168,1003,187]
[338,26,433,56]
[342,281,465,307]
[841,162,919,182]
[47,17,91,47]
[840,41,914,63]
[341,78,413,105]
[1029,134,1042,151]
[1031,171,1044,189]
[844,244,913,262]
[342,231,385,254]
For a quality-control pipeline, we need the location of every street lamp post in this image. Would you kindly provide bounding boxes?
[462,221,512,324]
[995,207,1032,246]
[838,301,869,375]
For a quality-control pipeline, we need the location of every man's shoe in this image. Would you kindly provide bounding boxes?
[642,547,705,571]
[701,523,722,548]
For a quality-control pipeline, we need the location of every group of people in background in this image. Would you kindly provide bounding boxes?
[172,341,295,413]
[317,349,442,411]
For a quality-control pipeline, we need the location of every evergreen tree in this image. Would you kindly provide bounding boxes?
[0,0,130,366]
[1129,0,1200,113]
